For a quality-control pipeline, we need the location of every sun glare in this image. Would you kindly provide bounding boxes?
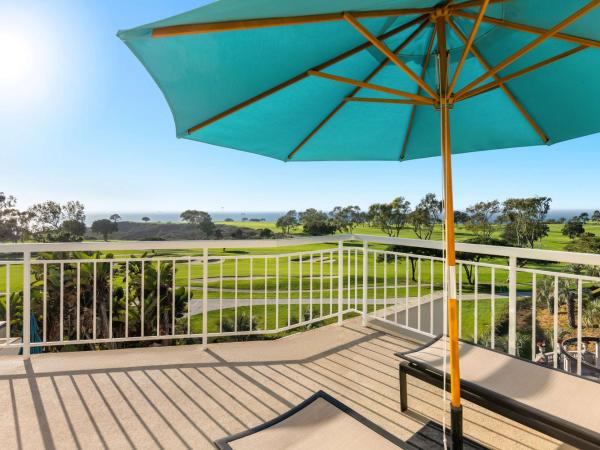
[0,15,56,106]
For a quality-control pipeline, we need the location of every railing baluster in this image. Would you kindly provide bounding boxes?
[235,258,239,332]
[430,258,434,335]
[383,253,387,320]
[309,253,313,321]
[298,254,302,322]
[22,251,31,359]
[347,248,351,309]
[141,261,144,338]
[156,260,161,336]
[458,262,463,340]
[276,256,280,330]
[220,259,223,334]
[531,273,536,362]
[320,252,324,317]
[202,248,208,347]
[329,251,333,316]
[508,256,518,355]
[44,263,48,343]
[474,265,478,344]
[187,256,192,335]
[491,267,495,350]
[354,248,358,309]
[577,278,583,376]
[6,263,11,344]
[553,275,559,368]
[126,261,130,339]
[264,258,268,329]
[337,242,343,324]
[172,260,176,336]
[373,251,377,317]
[250,257,254,332]
[109,261,113,340]
[417,258,421,331]
[287,256,291,327]
[362,242,368,326]
[394,254,398,324]
[405,256,409,328]
[93,261,97,341]
[60,263,64,342]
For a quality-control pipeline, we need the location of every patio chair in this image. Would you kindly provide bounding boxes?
[214,390,409,449]
[396,336,600,450]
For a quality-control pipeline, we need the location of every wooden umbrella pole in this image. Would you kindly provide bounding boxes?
[435,14,463,449]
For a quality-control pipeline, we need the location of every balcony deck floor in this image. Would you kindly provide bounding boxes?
[0,318,565,450]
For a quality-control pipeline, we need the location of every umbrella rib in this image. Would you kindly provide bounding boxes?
[186,15,426,135]
[346,97,431,105]
[287,20,431,161]
[152,8,434,37]
[307,71,435,103]
[456,45,587,102]
[453,10,600,49]
[400,27,436,161]
[447,19,548,144]
[343,13,438,100]
[447,0,490,96]
[455,0,600,97]
[448,0,509,9]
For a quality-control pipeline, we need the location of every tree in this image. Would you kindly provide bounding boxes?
[592,210,600,222]
[369,198,411,237]
[259,228,274,238]
[0,192,27,242]
[579,212,590,224]
[465,200,500,240]
[27,200,86,242]
[566,233,600,277]
[180,210,215,237]
[499,197,551,248]
[562,217,585,239]
[276,210,299,235]
[299,208,336,235]
[91,219,118,241]
[110,214,122,224]
[454,211,469,225]
[141,216,151,222]
[330,205,363,234]
[410,193,442,240]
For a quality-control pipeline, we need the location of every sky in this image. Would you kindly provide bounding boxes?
[1,0,599,214]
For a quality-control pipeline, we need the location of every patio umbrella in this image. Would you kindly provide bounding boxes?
[118,1,600,447]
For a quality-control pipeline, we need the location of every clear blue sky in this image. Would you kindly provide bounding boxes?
[1,0,598,214]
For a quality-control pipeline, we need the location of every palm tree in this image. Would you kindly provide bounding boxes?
[536,277,576,328]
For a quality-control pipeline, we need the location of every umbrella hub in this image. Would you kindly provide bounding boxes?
[429,5,450,22]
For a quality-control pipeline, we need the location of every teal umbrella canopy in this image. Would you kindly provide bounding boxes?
[118,0,600,162]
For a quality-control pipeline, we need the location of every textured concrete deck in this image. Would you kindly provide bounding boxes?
[0,319,566,449]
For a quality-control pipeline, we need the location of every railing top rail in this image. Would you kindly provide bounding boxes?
[1,233,599,267]
[0,234,351,254]
[352,234,600,266]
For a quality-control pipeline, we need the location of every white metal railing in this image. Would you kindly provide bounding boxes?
[1,233,599,379]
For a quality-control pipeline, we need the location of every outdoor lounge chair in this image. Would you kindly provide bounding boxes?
[396,336,600,450]
[214,390,409,449]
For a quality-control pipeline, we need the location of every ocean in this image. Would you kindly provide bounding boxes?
[85,209,595,225]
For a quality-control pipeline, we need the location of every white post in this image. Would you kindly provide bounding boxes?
[22,251,31,359]
[508,256,517,355]
[362,241,368,326]
[202,248,208,349]
[337,241,343,325]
